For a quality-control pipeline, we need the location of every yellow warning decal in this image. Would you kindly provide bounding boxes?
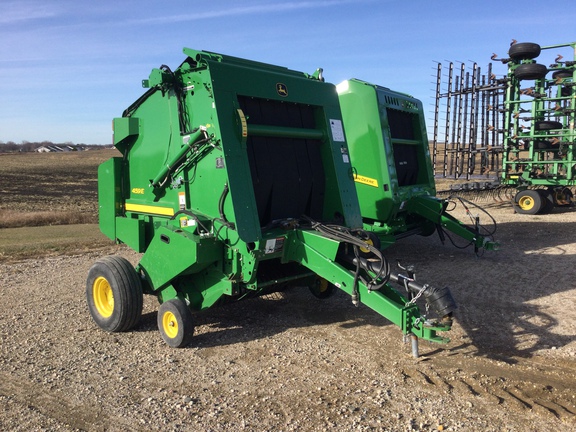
[125,203,175,216]
[237,109,248,138]
[353,174,379,188]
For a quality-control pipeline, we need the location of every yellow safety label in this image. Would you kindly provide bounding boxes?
[353,174,379,188]
[125,203,174,216]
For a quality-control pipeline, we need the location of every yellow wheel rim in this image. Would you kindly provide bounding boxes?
[518,195,534,211]
[359,238,374,254]
[317,278,329,293]
[93,276,114,318]
[162,311,179,339]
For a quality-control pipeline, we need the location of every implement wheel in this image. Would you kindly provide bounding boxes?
[535,120,563,131]
[552,69,573,80]
[86,256,143,332]
[513,63,548,81]
[537,189,554,213]
[508,42,541,61]
[358,231,381,258]
[158,299,194,348]
[513,190,543,215]
[309,276,335,299]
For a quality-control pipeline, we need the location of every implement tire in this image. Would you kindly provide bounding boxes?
[537,189,554,213]
[508,42,541,61]
[513,63,548,81]
[86,256,143,332]
[309,276,336,299]
[513,190,543,215]
[552,69,573,80]
[535,120,563,131]
[158,299,194,348]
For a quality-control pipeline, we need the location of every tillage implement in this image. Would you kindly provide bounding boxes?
[432,41,576,214]
[501,41,576,214]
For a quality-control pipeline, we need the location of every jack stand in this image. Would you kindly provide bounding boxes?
[411,334,420,358]
[405,333,420,358]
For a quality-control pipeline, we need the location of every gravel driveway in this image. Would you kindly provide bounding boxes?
[1,201,575,431]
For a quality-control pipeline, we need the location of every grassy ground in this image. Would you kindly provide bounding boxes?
[0,224,119,262]
[0,150,118,261]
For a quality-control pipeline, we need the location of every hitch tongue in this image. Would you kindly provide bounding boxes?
[391,269,457,319]
[392,264,457,358]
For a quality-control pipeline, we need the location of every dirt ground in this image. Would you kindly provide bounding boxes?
[0,199,575,431]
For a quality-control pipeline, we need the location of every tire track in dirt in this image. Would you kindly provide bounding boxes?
[401,356,576,423]
[0,371,140,431]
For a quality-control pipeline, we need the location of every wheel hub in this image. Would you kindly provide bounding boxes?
[162,311,179,339]
[518,196,534,210]
[93,276,114,318]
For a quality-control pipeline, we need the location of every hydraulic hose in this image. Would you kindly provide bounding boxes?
[302,217,391,296]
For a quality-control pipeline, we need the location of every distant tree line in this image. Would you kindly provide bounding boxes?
[0,141,106,153]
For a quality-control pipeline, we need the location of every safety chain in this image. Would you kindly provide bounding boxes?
[405,283,429,306]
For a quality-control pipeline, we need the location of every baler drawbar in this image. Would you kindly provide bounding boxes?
[87,48,458,356]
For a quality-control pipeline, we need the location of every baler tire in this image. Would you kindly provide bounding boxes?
[418,220,436,237]
[309,277,336,299]
[157,299,194,348]
[358,231,381,258]
[86,256,143,333]
[513,63,548,81]
[513,190,543,215]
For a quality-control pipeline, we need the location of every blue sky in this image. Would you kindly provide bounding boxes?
[1,0,575,144]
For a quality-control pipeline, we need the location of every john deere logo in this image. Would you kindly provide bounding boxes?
[276,83,288,97]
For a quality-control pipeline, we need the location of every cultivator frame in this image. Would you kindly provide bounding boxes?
[433,41,576,214]
[432,61,503,179]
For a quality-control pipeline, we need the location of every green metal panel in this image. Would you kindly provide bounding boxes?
[206,57,362,234]
[374,87,435,197]
[115,216,146,253]
[137,225,222,292]
[337,79,393,221]
[113,117,140,153]
[338,79,436,232]
[97,157,122,241]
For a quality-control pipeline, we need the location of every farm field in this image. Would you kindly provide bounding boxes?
[0,150,114,260]
[0,151,575,431]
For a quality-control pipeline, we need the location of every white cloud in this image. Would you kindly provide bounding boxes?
[125,0,370,25]
[0,1,61,24]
